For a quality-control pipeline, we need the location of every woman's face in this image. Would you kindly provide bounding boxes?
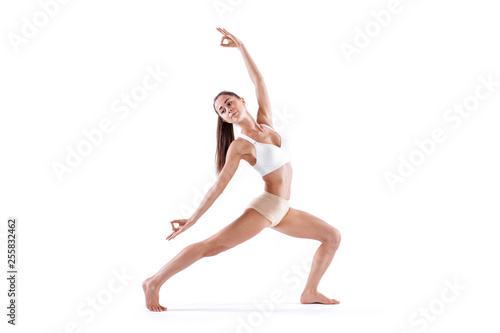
[214,95,245,123]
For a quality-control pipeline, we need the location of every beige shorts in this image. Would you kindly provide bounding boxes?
[247,191,290,228]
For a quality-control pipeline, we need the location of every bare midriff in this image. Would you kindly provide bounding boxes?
[262,162,292,200]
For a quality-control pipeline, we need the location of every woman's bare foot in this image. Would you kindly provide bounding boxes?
[142,277,167,311]
[300,290,340,304]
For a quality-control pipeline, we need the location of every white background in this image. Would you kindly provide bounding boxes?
[1,0,499,332]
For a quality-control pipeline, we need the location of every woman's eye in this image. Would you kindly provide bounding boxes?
[221,101,231,114]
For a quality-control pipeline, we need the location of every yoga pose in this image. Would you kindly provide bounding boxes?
[142,28,341,312]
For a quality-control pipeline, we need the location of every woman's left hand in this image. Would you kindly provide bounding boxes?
[216,27,244,48]
[167,218,196,241]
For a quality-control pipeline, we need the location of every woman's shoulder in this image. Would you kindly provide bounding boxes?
[231,136,254,153]
[228,138,255,165]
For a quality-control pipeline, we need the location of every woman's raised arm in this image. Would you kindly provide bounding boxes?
[217,27,273,126]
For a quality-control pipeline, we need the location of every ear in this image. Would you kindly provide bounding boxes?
[241,97,245,104]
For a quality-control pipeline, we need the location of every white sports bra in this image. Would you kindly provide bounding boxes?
[238,124,291,177]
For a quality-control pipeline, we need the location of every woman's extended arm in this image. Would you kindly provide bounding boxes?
[238,44,262,84]
[167,143,243,241]
[217,28,273,126]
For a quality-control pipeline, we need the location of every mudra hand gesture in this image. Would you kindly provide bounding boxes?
[167,219,196,241]
[216,27,244,48]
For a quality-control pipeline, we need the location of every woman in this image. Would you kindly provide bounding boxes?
[142,27,341,312]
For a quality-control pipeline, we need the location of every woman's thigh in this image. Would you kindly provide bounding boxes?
[202,208,271,255]
[271,207,340,244]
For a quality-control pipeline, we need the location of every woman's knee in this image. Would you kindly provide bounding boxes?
[324,227,341,249]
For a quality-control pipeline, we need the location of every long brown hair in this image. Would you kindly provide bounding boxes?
[213,91,239,175]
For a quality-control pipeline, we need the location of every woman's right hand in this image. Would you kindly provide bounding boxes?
[167,218,196,241]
